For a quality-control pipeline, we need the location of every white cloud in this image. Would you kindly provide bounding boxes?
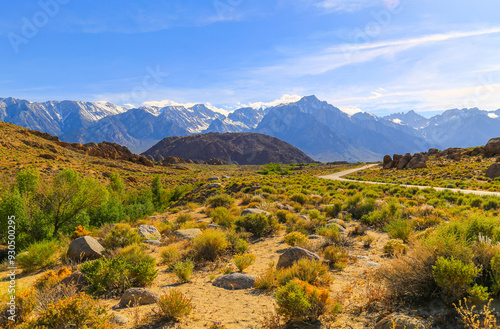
[316,0,378,13]
[488,113,499,119]
[242,94,303,108]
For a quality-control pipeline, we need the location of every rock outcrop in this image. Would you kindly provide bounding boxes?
[277,247,321,269]
[119,288,160,307]
[485,137,500,157]
[67,236,104,261]
[382,153,427,170]
[486,163,500,179]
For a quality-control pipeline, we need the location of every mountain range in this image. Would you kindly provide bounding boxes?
[1,96,499,162]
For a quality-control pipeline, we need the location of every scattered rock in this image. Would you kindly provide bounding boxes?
[276,202,294,212]
[277,247,321,269]
[205,158,227,165]
[212,273,256,290]
[428,148,439,156]
[241,208,271,216]
[112,314,129,325]
[163,156,185,164]
[39,153,57,160]
[119,288,160,307]
[207,224,220,230]
[67,236,104,262]
[207,177,220,181]
[486,163,500,178]
[222,175,230,179]
[485,137,500,156]
[308,235,322,240]
[298,215,308,220]
[407,153,427,169]
[374,313,426,329]
[142,240,161,245]
[137,225,161,240]
[207,183,221,189]
[174,229,202,240]
[365,261,381,267]
[58,271,87,290]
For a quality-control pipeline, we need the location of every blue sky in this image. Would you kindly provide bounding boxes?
[1,0,500,116]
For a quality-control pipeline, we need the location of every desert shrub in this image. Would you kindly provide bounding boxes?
[173,259,195,283]
[274,279,338,323]
[157,289,193,321]
[233,253,256,272]
[160,245,181,266]
[432,256,480,301]
[323,246,348,270]
[20,292,113,329]
[362,235,375,248]
[275,209,291,223]
[316,225,340,243]
[80,254,157,295]
[276,259,331,287]
[101,223,143,250]
[290,193,309,205]
[235,213,278,238]
[34,267,72,291]
[193,229,229,261]
[467,284,490,304]
[17,240,62,273]
[349,223,367,236]
[234,239,249,253]
[0,287,38,325]
[490,252,500,295]
[206,194,235,209]
[70,225,92,240]
[255,267,277,290]
[261,186,277,194]
[284,232,309,247]
[483,199,498,211]
[324,201,342,218]
[380,244,437,301]
[470,197,483,208]
[343,193,375,220]
[209,207,235,228]
[176,213,193,224]
[385,219,413,243]
[383,239,407,256]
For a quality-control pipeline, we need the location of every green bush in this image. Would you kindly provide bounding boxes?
[157,289,193,321]
[20,292,113,329]
[17,240,62,273]
[383,239,408,256]
[193,229,229,261]
[275,210,290,223]
[490,252,500,295]
[284,232,309,247]
[233,253,256,272]
[235,213,278,238]
[323,246,348,270]
[209,207,235,228]
[432,256,479,301]
[384,219,413,243]
[316,225,340,243]
[324,201,342,218]
[234,239,249,253]
[173,259,195,283]
[343,193,375,220]
[290,193,309,205]
[274,279,338,323]
[80,254,158,296]
[276,258,331,287]
[206,194,235,208]
[160,245,181,266]
[176,213,193,224]
[101,223,143,250]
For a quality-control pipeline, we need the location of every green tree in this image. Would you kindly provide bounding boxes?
[40,169,108,235]
[151,175,164,209]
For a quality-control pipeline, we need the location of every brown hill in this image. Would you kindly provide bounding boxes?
[142,132,315,165]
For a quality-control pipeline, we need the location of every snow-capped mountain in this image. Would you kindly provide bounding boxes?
[2,96,500,161]
[0,97,127,136]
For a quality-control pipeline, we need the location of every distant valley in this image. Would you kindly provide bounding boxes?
[1,96,500,162]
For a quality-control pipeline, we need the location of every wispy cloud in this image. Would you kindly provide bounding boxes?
[315,0,379,13]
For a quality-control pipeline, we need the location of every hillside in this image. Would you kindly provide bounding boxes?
[142,132,315,165]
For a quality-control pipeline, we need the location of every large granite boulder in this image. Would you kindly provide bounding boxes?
[486,163,500,179]
[174,228,202,240]
[397,153,412,169]
[119,288,160,307]
[277,247,321,269]
[67,236,104,262]
[241,208,271,216]
[485,137,500,156]
[212,273,256,290]
[137,225,161,240]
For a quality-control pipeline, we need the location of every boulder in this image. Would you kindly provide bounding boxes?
[163,156,184,164]
[485,137,500,156]
[207,176,220,181]
[241,208,271,216]
[39,153,57,160]
[174,228,202,240]
[407,153,427,169]
[374,313,426,329]
[112,314,129,325]
[207,183,221,189]
[67,236,104,261]
[397,153,412,169]
[428,148,439,156]
[277,247,321,269]
[383,155,393,169]
[212,273,256,290]
[137,225,161,240]
[142,240,161,246]
[119,288,160,307]
[58,271,87,290]
[392,154,403,168]
[207,224,220,230]
[486,163,500,179]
